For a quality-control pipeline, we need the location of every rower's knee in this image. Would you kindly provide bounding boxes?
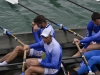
[14,46,23,53]
[26,59,31,68]
[25,66,34,75]
[27,66,34,73]
[84,52,91,60]
[89,56,97,64]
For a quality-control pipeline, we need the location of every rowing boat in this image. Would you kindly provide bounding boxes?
[0,27,86,75]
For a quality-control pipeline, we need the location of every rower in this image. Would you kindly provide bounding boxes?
[67,50,100,75]
[73,30,100,53]
[72,29,100,71]
[0,15,55,65]
[73,12,100,57]
[31,15,55,58]
[24,28,62,75]
[31,15,55,43]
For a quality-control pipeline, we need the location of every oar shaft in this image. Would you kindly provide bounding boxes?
[67,29,83,38]
[11,34,25,46]
[18,3,39,15]
[75,42,93,72]
[18,3,57,25]
[9,33,26,74]
[61,63,67,75]
[67,0,95,13]
[0,26,3,30]
[75,42,88,65]
[22,50,26,72]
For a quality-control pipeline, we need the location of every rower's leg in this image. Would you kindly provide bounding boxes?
[84,50,100,60]
[0,45,31,66]
[77,56,100,75]
[72,47,84,57]
[0,45,30,63]
[88,56,100,72]
[0,52,11,62]
[25,66,44,75]
[73,44,100,57]
[5,46,24,63]
[6,46,25,63]
[26,58,39,68]
[84,44,100,52]
[25,58,44,75]
[32,73,38,75]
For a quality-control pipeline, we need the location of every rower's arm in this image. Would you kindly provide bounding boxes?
[80,31,100,43]
[29,41,43,49]
[40,47,62,68]
[32,28,42,42]
[86,21,93,37]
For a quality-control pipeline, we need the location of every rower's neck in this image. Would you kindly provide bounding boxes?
[44,22,48,28]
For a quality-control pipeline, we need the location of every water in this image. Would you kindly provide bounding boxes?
[0,0,100,33]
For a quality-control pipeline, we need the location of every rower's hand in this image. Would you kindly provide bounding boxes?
[31,22,38,32]
[24,45,30,51]
[73,38,80,44]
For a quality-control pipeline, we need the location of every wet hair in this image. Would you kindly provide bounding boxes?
[33,15,46,24]
[91,12,100,21]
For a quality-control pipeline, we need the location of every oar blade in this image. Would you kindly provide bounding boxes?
[5,0,18,4]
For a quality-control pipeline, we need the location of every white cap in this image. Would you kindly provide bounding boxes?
[41,28,52,37]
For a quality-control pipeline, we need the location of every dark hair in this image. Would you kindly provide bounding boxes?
[34,15,46,24]
[91,12,100,21]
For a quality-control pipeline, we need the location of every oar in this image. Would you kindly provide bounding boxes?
[0,26,26,75]
[75,42,95,75]
[5,0,83,39]
[61,63,67,75]
[62,56,81,60]
[67,0,96,13]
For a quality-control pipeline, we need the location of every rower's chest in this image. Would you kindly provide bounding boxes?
[44,44,53,53]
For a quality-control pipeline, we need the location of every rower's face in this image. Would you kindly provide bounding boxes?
[31,22,36,27]
[37,22,45,28]
[42,35,52,45]
[93,19,100,26]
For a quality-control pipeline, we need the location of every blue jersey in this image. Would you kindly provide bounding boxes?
[29,38,62,70]
[80,31,100,44]
[87,20,100,37]
[32,23,55,43]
